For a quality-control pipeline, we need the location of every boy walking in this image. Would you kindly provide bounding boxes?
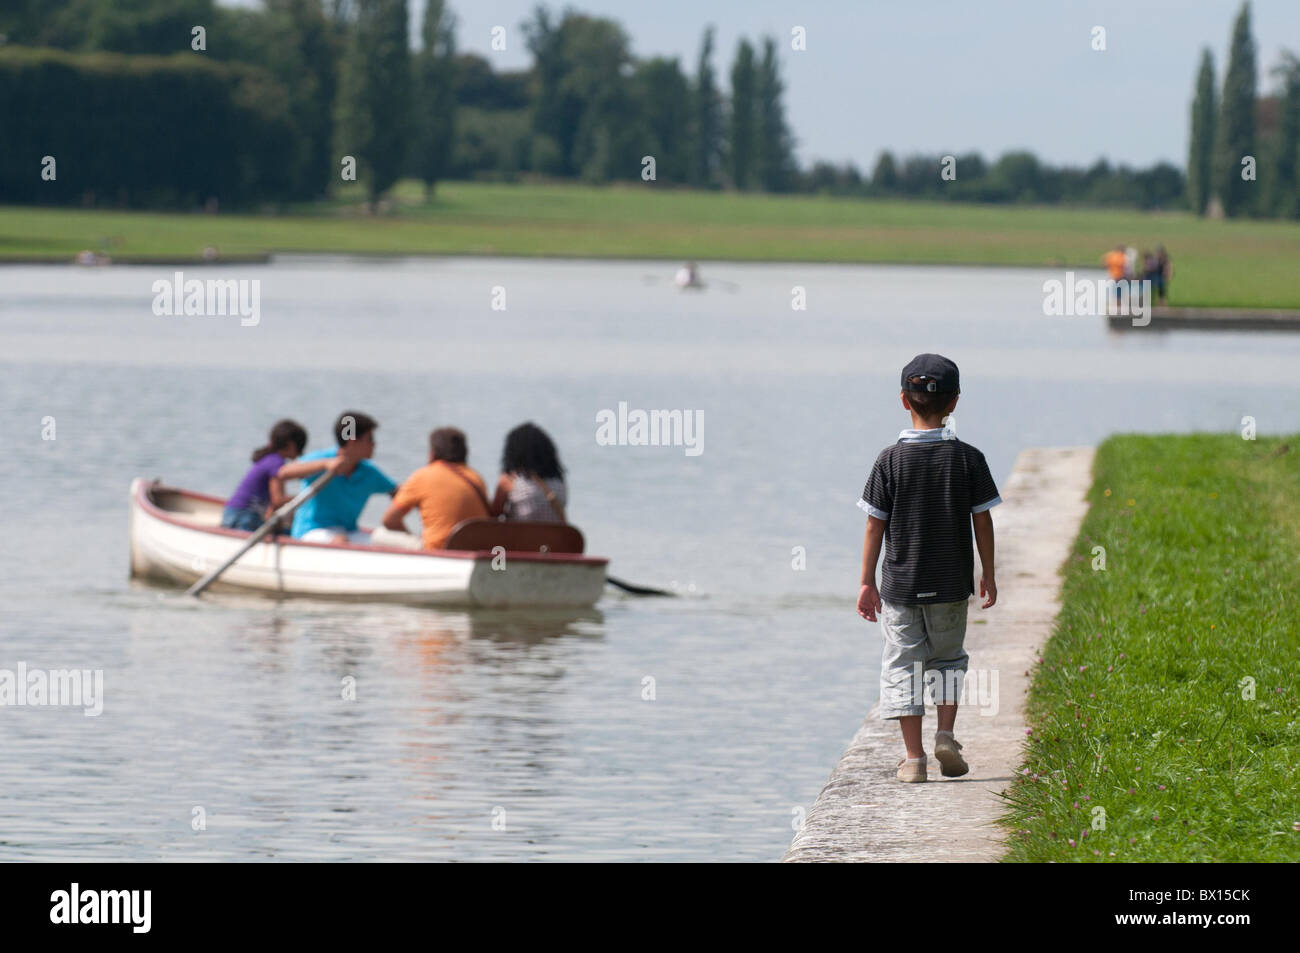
[856,354,1000,783]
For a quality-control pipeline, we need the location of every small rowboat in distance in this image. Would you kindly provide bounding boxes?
[128,479,609,608]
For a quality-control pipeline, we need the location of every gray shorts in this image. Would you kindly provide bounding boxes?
[878,598,969,719]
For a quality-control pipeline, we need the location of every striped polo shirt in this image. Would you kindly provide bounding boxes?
[857,428,1001,605]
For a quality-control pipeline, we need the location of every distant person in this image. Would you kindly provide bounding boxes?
[1102,244,1127,311]
[279,411,398,545]
[1141,248,1158,277]
[674,261,702,290]
[1124,245,1138,280]
[490,422,568,523]
[857,354,1000,784]
[382,427,491,550]
[1154,244,1172,305]
[222,419,307,532]
[1133,247,1154,306]
[1102,244,1126,281]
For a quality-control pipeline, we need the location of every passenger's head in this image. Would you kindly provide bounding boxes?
[253,419,308,462]
[430,427,469,464]
[502,422,565,480]
[335,411,378,458]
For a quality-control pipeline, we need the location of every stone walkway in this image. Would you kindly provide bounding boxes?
[783,446,1095,862]
[1108,306,1300,332]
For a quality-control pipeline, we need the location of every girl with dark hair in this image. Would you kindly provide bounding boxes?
[490,422,568,522]
[221,419,308,531]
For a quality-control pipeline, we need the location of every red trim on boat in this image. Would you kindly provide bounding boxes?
[134,481,609,567]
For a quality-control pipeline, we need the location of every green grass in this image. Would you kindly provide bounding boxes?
[1000,434,1300,862]
[4,179,1300,308]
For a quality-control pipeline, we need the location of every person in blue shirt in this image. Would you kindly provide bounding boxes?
[278,411,398,545]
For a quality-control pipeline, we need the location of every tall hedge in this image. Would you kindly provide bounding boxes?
[0,46,296,208]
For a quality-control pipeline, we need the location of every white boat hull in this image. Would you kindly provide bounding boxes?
[128,479,608,608]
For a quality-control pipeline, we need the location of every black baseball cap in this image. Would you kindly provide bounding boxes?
[901,353,960,393]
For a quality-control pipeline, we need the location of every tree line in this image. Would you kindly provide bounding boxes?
[804,152,1185,209]
[0,0,1211,212]
[1187,1,1300,218]
[0,0,799,206]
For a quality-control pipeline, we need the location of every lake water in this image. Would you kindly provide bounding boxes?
[2,256,1298,861]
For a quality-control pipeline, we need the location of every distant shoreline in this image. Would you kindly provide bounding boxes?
[1109,307,1300,331]
[4,180,1299,310]
[9,251,1299,326]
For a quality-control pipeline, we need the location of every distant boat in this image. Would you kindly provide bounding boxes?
[128,479,609,608]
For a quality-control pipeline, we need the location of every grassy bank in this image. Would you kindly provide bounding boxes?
[1000,434,1300,862]
[5,180,1300,308]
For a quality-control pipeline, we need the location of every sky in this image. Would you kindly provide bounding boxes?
[228,0,1300,170]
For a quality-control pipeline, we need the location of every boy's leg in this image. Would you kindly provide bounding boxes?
[922,599,970,716]
[369,525,422,549]
[898,715,924,759]
[923,600,971,776]
[301,527,349,544]
[879,600,928,760]
[936,704,957,733]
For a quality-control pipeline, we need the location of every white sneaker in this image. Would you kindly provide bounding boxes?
[895,755,928,783]
[934,731,969,777]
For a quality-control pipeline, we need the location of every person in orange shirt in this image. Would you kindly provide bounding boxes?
[1102,244,1127,281]
[381,427,491,550]
[1101,244,1129,313]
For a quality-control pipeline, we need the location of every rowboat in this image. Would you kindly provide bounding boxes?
[128,479,609,608]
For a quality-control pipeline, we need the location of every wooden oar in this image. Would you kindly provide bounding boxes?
[606,575,675,597]
[185,471,335,597]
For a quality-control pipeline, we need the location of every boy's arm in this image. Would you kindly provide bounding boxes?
[279,455,352,480]
[972,510,996,608]
[381,497,416,532]
[381,475,420,532]
[373,466,399,498]
[857,515,887,621]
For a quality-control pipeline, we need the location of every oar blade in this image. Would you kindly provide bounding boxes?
[605,575,675,597]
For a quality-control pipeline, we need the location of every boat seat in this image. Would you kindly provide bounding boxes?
[443,519,585,555]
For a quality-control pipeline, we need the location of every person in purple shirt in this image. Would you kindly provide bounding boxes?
[221,419,308,532]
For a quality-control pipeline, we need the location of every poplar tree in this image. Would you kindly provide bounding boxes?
[1266,53,1300,218]
[755,36,795,192]
[412,0,457,200]
[1212,2,1257,217]
[728,39,757,190]
[1187,48,1216,215]
[691,26,723,188]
